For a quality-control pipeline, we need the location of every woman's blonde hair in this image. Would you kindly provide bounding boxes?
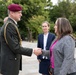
[42,21,50,27]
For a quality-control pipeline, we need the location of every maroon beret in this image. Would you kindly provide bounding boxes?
[8,4,22,12]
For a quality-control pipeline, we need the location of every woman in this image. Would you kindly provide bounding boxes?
[42,18,76,75]
[37,21,55,75]
[50,17,76,75]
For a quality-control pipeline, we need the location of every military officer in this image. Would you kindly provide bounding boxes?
[0,4,42,75]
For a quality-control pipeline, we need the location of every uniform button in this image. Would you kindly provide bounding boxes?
[15,58,17,60]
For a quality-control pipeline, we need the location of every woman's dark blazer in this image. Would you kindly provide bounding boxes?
[37,32,55,60]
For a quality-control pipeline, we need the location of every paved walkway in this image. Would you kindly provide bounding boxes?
[19,41,41,75]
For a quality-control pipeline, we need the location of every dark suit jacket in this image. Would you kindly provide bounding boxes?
[0,18,33,75]
[37,33,55,60]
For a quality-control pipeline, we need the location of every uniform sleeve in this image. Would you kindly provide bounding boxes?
[5,23,32,56]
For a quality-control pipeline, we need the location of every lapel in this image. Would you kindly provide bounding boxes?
[8,18,18,27]
[50,37,57,47]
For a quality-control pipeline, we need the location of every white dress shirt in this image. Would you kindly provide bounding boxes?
[43,33,49,59]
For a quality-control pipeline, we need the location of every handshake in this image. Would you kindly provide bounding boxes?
[33,48,42,56]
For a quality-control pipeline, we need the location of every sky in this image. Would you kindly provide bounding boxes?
[51,0,58,5]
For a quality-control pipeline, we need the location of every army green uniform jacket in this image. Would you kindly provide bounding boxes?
[0,18,33,75]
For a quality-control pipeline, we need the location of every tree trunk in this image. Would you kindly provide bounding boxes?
[27,27,33,42]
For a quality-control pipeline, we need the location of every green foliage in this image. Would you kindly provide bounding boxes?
[49,5,61,22]
[0,2,6,26]
[73,32,76,38]
[50,22,55,33]
[0,0,13,26]
[28,15,46,33]
[49,0,71,22]
[28,15,46,39]
[58,1,71,18]
[69,13,76,31]
[0,0,76,40]
[49,0,76,33]
[18,0,52,40]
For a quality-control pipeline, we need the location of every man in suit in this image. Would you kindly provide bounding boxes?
[0,4,41,75]
[37,21,55,75]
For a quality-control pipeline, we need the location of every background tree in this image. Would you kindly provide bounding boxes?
[12,0,52,41]
[49,0,71,22]
[0,0,76,41]
[0,1,7,26]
